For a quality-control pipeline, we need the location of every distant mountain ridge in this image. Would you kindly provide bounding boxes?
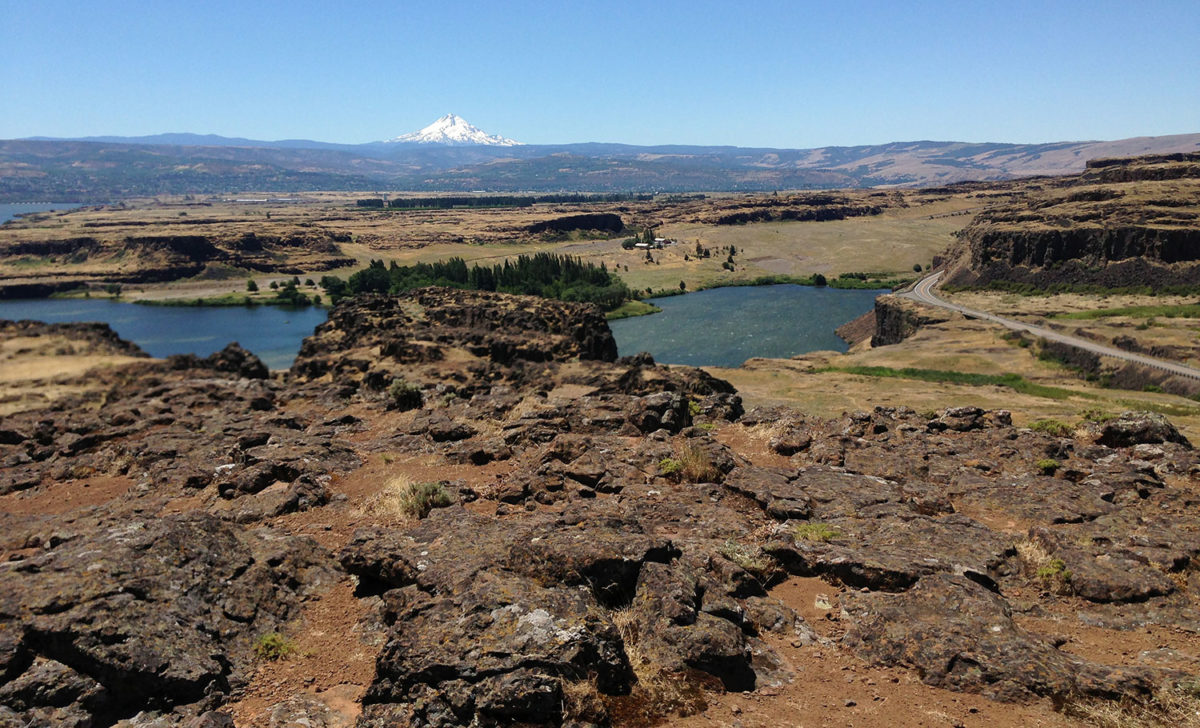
[4,130,1198,201]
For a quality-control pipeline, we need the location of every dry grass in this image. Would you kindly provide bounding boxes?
[1015,539,1073,594]
[1065,683,1200,728]
[676,441,721,482]
[560,676,607,724]
[360,474,452,520]
[609,608,707,721]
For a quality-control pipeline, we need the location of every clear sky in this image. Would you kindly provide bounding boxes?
[2,0,1197,147]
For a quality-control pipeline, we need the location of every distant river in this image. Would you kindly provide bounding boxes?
[0,284,882,371]
[0,202,84,224]
[0,299,326,370]
[609,284,884,367]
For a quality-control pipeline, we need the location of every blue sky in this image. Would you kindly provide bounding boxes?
[2,0,1197,147]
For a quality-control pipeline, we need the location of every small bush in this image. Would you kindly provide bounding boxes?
[397,480,453,518]
[1080,408,1114,423]
[718,539,777,579]
[246,279,259,292]
[1029,418,1073,437]
[794,522,841,542]
[363,476,454,520]
[253,632,295,661]
[388,378,423,411]
[1018,539,1072,594]
[1036,458,1060,475]
[658,458,681,475]
[1036,558,1072,588]
[677,442,721,482]
[687,399,702,417]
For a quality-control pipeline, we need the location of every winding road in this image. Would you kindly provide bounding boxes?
[898,272,1200,381]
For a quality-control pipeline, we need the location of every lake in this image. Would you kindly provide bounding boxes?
[608,285,883,367]
[0,284,882,371]
[1,202,85,225]
[0,298,327,370]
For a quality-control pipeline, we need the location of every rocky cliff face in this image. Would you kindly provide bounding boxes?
[943,153,1200,290]
[0,229,354,298]
[3,292,1200,726]
[870,294,953,346]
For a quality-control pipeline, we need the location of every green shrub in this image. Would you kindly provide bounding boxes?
[396,479,454,518]
[1036,458,1060,475]
[794,522,842,542]
[1036,558,1072,588]
[1030,419,1073,437]
[1079,408,1114,423]
[388,378,423,411]
[658,458,681,475]
[253,632,295,661]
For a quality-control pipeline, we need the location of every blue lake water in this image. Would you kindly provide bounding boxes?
[0,298,327,370]
[1,202,85,224]
[608,285,884,367]
[0,284,882,371]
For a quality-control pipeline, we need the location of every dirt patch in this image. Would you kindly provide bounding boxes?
[226,579,380,727]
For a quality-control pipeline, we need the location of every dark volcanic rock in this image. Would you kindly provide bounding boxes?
[291,288,618,393]
[0,513,334,725]
[769,514,1014,591]
[841,574,1163,703]
[167,342,269,379]
[1094,410,1191,449]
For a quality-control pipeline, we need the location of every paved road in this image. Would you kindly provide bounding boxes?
[898,271,1200,381]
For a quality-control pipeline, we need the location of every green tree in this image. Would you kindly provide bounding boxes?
[246,279,259,292]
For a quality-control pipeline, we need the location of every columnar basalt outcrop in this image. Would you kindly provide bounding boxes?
[3,290,1200,726]
[943,153,1200,290]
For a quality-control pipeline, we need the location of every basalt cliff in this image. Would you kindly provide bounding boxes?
[2,288,1199,727]
[942,153,1200,291]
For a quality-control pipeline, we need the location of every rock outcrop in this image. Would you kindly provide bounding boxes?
[870,293,953,346]
[3,289,1200,726]
[942,153,1200,290]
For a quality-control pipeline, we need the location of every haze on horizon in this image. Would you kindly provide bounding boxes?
[2,0,1198,149]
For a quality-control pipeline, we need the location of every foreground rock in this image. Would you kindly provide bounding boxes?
[3,290,1200,726]
[0,513,333,726]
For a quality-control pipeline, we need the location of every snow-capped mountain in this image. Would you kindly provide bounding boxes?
[385,114,521,146]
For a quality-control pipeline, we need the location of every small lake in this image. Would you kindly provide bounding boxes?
[0,298,327,370]
[1,202,85,225]
[0,285,882,371]
[609,285,884,367]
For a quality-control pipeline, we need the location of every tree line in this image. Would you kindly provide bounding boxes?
[320,253,632,310]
